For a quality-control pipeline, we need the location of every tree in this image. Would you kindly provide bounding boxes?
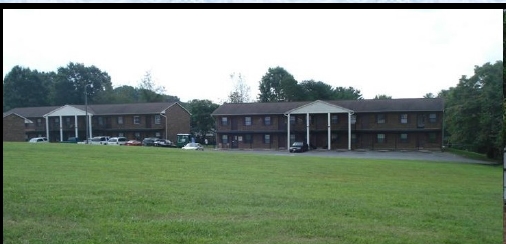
[333,86,363,100]
[374,94,392,99]
[258,66,299,102]
[3,66,51,111]
[228,72,251,103]
[423,93,435,98]
[444,61,503,159]
[187,99,219,138]
[298,80,334,101]
[52,62,113,106]
[137,71,166,103]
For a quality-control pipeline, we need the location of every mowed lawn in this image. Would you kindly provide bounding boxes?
[3,142,502,244]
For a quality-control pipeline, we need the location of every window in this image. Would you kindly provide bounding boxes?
[264,134,271,144]
[264,116,271,126]
[134,116,141,124]
[290,116,296,125]
[221,117,228,126]
[428,133,436,143]
[36,118,42,127]
[134,132,140,139]
[118,133,124,137]
[429,113,437,123]
[351,115,356,124]
[222,135,228,144]
[117,116,123,125]
[98,117,104,126]
[377,134,386,143]
[377,114,386,124]
[331,115,338,124]
[400,133,408,143]
[244,116,252,126]
[244,134,252,143]
[400,114,408,124]
[155,132,161,137]
[155,115,161,125]
[65,117,71,126]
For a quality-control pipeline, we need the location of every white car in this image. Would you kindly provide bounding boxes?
[182,142,204,151]
[107,137,127,146]
[28,137,48,143]
[90,136,110,145]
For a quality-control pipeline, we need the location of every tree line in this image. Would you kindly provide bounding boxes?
[3,60,504,159]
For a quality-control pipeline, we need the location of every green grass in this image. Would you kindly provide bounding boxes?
[3,142,502,244]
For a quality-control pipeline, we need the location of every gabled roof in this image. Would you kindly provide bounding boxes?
[286,100,353,114]
[3,112,33,123]
[4,102,190,118]
[211,98,444,116]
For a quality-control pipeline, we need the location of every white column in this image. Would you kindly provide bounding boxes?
[59,115,63,142]
[286,114,290,151]
[88,115,93,138]
[45,116,49,141]
[74,115,78,138]
[306,113,310,147]
[348,112,351,150]
[327,113,331,150]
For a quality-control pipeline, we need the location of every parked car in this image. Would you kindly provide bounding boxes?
[154,139,174,147]
[182,142,204,151]
[28,137,48,143]
[289,141,309,153]
[142,137,158,146]
[90,136,110,145]
[107,137,127,146]
[125,140,142,146]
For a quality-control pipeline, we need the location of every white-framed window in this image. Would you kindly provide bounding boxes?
[377,114,386,124]
[221,117,228,126]
[37,118,42,126]
[377,134,386,143]
[155,115,161,125]
[264,116,271,126]
[331,115,338,124]
[98,117,104,126]
[222,135,228,144]
[155,132,161,137]
[264,134,271,144]
[134,132,140,139]
[429,113,437,123]
[400,114,408,124]
[400,133,408,143]
[117,116,123,125]
[244,116,252,126]
[118,132,124,137]
[134,116,141,124]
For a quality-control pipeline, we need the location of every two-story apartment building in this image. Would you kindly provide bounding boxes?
[3,102,191,142]
[211,98,444,151]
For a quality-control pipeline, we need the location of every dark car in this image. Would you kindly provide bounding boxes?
[142,137,158,146]
[289,141,309,153]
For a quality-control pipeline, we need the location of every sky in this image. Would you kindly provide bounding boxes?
[3,9,503,104]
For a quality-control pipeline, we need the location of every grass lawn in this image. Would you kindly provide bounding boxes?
[3,142,502,244]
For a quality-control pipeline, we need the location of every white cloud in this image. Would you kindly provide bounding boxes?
[3,9,503,103]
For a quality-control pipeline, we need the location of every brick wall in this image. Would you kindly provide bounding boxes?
[3,114,27,141]
[166,104,191,142]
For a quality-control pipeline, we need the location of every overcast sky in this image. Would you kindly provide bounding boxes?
[3,9,503,104]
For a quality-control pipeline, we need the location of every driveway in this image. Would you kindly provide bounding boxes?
[213,148,497,165]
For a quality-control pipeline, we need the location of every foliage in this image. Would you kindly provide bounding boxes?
[423,93,435,98]
[3,65,51,111]
[52,62,113,106]
[228,72,251,103]
[298,80,334,101]
[187,99,219,137]
[137,71,166,103]
[374,94,392,99]
[3,142,502,244]
[444,61,503,159]
[257,66,299,102]
[333,86,363,100]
